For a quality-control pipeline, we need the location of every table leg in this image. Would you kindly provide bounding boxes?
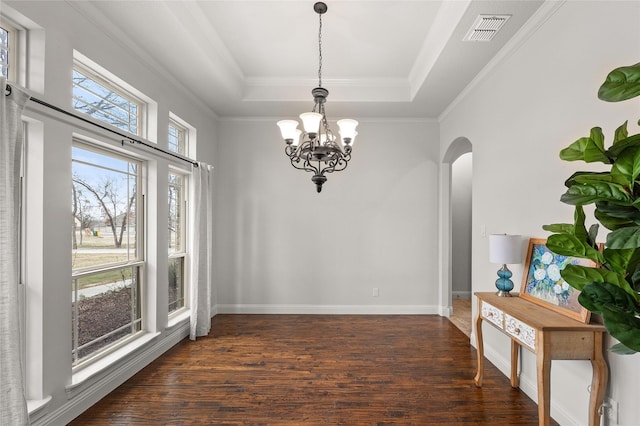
[474,311,484,387]
[510,339,520,388]
[536,335,551,426]
[588,332,608,426]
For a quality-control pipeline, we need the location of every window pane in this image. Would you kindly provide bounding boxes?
[72,266,142,365]
[1,26,10,79]
[72,68,141,135]
[168,257,185,313]
[168,173,183,253]
[168,121,186,155]
[72,146,139,270]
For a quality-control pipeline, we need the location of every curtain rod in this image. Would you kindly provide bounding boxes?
[5,83,199,167]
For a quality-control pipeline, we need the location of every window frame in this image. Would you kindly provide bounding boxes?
[0,17,18,81]
[71,140,146,370]
[168,168,189,317]
[72,63,145,137]
[168,119,188,157]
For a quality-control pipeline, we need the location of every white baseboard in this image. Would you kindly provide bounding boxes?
[216,304,440,315]
[452,291,471,299]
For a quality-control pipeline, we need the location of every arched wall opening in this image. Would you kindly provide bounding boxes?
[438,137,472,316]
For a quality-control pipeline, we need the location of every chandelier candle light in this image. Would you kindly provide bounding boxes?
[276,2,359,193]
[489,234,522,297]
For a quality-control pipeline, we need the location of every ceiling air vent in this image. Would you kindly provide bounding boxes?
[463,14,511,42]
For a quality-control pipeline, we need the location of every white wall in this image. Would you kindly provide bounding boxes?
[440,1,640,425]
[6,1,217,424]
[214,118,440,313]
[451,152,472,298]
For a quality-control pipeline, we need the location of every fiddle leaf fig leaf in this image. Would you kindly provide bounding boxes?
[560,181,631,206]
[561,264,633,294]
[613,121,629,144]
[607,133,640,159]
[603,248,636,276]
[573,205,589,243]
[611,146,640,186]
[560,128,610,163]
[542,223,574,234]
[601,310,640,353]
[578,282,640,314]
[606,225,640,250]
[598,62,640,102]
[546,234,604,264]
[588,224,599,246]
[610,342,637,355]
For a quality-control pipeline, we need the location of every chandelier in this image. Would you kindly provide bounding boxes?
[276,2,359,193]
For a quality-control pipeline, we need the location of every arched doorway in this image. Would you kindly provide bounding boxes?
[438,138,472,328]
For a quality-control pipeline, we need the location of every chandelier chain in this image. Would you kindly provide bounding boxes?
[318,12,323,87]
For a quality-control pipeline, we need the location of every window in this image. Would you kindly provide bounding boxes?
[72,65,142,135]
[71,143,144,367]
[0,19,16,80]
[168,171,187,314]
[168,119,187,156]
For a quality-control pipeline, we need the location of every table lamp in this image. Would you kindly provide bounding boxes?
[489,234,522,297]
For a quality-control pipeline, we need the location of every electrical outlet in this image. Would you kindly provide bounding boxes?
[604,397,619,425]
[372,288,379,297]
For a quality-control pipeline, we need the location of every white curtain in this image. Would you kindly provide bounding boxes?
[189,162,213,340]
[1,79,30,424]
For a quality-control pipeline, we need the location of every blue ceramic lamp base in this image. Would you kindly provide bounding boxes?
[495,264,514,297]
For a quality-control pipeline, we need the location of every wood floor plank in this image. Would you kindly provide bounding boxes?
[69,315,557,425]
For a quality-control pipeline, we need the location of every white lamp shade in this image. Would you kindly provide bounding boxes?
[299,112,322,134]
[277,120,299,141]
[489,234,522,264]
[291,129,302,147]
[337,119,358,141]
[342,131,358,148]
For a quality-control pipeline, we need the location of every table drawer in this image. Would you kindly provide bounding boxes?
[505,314,536,350]
[481,301,504,328]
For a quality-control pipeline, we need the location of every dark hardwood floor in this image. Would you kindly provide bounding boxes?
[70,315,555,425]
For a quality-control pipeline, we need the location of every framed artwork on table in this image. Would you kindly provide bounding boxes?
[520,238,593,323]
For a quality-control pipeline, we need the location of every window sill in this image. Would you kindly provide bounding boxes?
[67,332,160,393]
[28,396,52,423]
[167,309,191,330]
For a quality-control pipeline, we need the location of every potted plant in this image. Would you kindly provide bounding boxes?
[544,62,640,354]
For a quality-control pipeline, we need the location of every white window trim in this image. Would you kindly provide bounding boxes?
[168,167,190,319]
[1,16,18,82]
[71,140,147,371]
[168,112,196,159]
[73,50,158,142]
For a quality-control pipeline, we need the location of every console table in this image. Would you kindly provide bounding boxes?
[473,292,608,426]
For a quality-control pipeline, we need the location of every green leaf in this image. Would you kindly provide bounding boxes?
[603,247,636,275]
[546,234,604,264]
[560,181,631,206]
[610,342,637,355]
[595,208,635,231]
[606,225,640,250]
[602,310,640,353]
[613,121,629,144]
[578,282,640,314]
[559,128,610,163]
[568,172,627,187]
[560,264,630,292]
[607,133,640,159]
[598,62,640,102]
[611,146,640,187]
[588,224,599,247]
[573,205,589,243]
[542,223,574,234]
